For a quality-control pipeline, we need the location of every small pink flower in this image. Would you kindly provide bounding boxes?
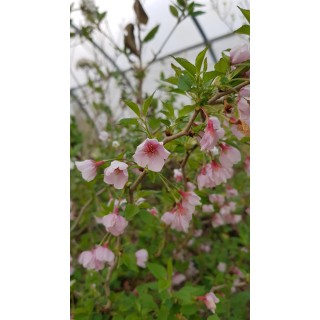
[94,245,115,266]
[231,124,245,140]
[220,202,236,215]
[210,161,234,186]
[217,262,227,273]
[219,143,241,168]
[225,214,242,225]
[197,164,214,190]
[102,209,128,236]
[78,245,115,271]
[238,97,250,126]
[172,273,187,286]
[147,207,158,216]
[209,194,225,206]
[104,160,128,189]
[200,117,225,151]
[212,214,225,228]
[202,204,214,213]
[75,160,104,182]
[174,169,183,182]
[136,197,146,205]
[179,190,201,210]
[200,292,220,314]
[135,249,148,268]
[133,138,170,172]
[161,203,193,233]
[194,229,203,237]
[200,244,211,253]
[230,266,244,278]
[230,43,250,65]
[226,186,238,198]
[244,156,250,176]
[187,182,196,191]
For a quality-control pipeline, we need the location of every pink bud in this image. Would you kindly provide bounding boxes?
[104,160,128,189]
[230,43,250,65]
[135,249,148,268]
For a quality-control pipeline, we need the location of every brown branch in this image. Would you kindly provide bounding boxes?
[208,80,250,105]
[163,108,201,144]
[128,169,148,203]
[181,144,198,190]
[70,197,93,232]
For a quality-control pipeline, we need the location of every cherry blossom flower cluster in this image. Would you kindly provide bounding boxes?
[78,244,115,271]
[211,200,242,228]
[161,191,201,233]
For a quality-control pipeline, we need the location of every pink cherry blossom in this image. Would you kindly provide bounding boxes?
[161,203,193,233]
[147,207,158,216]
[219,143,241,168]
[212,214,225,228]
[75,160,104,182]
[210,160,234,185]
[209,194,225,206]
[244,156,250,176]
[135,249,148,268]
[200,117,225,151]
[102,209,128,236]
[200,292,220,314]
[230,43,250,65]
[179,190,201,210]
[187,182,196,191]
[194,229,203,237]
[197,164,214,190]
[172,273,187,286]
[78,245,115,271]
[200,244,211,253]
[231,124,245,140]
[94,245,115,266]
[226,186,238,198]
[202,204,214,213]
[174,169,183,182]
[133,138,170,172]
[104,160,128,189]
[217,262,227,273]
[238,97,250,126]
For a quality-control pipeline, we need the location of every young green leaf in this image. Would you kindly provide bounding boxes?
[169,5,179,17]
[237,6,250,23]
[143,25,160,43]
[147,262,167,280]
[173,57,196,76]
[162,101,175,119]
[123,100,140,117]
[124,204,139,220]
[195,47,208,73]
[177,74,193,91]
[118,118,139,126]
[234,24,250,36]
[142,93,155,116]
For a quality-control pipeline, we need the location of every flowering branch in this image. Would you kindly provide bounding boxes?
[163,108,201,144]
[208,80,250,105]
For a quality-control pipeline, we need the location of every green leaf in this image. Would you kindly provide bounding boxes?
[158,279,171,292]
[123,100,140,117]
[164,76,178,85]
[207,315,220,320]
[174,286,205,305]
[124,204,139,220]
[179,105,195,117]
[118,118,139,126]
[203,71,219,83]
[195,47,208,73]
[143,25,160,43]
[142,93,155,116]
[162,101,175,119]
[173,57,196,76]
[178,74,193,91]
[234,24,250,36]
[215,58,229,73]
[238,6,250,23]
[167,258,173,279]
[147,262,167,280]
[169,5,179,17]
[139,293,158,314]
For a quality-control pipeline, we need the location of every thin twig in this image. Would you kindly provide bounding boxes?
[70,197,93,232]
[208,80,250,105]
[181,144,198,190]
